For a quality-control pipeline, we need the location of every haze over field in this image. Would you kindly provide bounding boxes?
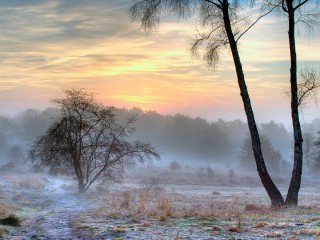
[1,1,320,238]
[0,0,319,124]
[1,106,320,172]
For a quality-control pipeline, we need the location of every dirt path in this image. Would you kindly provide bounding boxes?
[2,176,100,240]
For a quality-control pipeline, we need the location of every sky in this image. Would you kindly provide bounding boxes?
[0,0,319,126]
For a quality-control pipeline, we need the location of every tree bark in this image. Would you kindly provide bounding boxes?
[222,0,284,206]
[73,154,86,193]
[285,1,303,206]
[78,181,86,193]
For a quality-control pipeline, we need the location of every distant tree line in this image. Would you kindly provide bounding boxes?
[0,109,59,166]
[1,107,320,173]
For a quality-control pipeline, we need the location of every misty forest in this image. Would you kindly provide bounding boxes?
[1,0,320,240]
[1,91,320,239]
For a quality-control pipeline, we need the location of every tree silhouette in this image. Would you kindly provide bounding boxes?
[265,0,320,205]
[29,89,159,193]
[131,0,285,206]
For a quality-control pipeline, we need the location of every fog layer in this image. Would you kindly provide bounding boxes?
[2,107,320,175]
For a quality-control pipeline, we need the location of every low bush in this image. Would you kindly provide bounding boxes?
[0,215,20,227]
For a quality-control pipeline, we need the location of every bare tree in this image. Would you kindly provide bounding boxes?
[265,0,320,205]
[29,89,159,193]
[168,160,182,171]
[131,0,285,206]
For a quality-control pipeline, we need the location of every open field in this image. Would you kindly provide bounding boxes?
[1,170,320,240]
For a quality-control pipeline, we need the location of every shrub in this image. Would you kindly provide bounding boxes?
[10,174,44,189]
[141,176,166,191]
[0,215,20,227]
[120,190,131,209]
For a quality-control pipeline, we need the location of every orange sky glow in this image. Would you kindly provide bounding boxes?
[0,0,319,125]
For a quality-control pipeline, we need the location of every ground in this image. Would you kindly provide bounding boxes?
[1,170,320,240]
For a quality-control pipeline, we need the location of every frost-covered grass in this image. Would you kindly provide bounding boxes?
[74,201,320,239]
[7,173,45,190]
[1,171,320,239]
[71,182,320,239]
[0,190,18,238]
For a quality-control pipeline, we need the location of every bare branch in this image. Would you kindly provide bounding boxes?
[297,67,320,106]
[282,0,288,12]
[236,2,280,42]
[294,0,309,11]
[203,0,222,9]
[284,67,320,107]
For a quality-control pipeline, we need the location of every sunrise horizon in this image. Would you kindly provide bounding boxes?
[0,0,319,126]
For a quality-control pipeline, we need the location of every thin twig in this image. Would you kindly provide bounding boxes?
[236,3,280,42]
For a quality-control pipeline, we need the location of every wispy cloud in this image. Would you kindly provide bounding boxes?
[0,0,318,122]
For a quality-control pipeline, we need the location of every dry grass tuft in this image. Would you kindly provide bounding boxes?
[135,191,147,215]
[9,174,44,189]
[266,230,283,238]
[120,190,131,209]
[228,226,241,232]
[159,214,167,222]
[0,200,16,217]
[301,217,319,223]
[212,225,222,231]
[0,226,8,238]
[157,198,172,216]
[95,187,229,222]
[0,195,19,238]
[255,221,268,227]
[245,203,267,213]
[300,229,320,236]
[157,197,173,221]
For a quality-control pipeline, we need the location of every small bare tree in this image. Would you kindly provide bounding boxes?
[168,160,182,172]
[29,89,159,193]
